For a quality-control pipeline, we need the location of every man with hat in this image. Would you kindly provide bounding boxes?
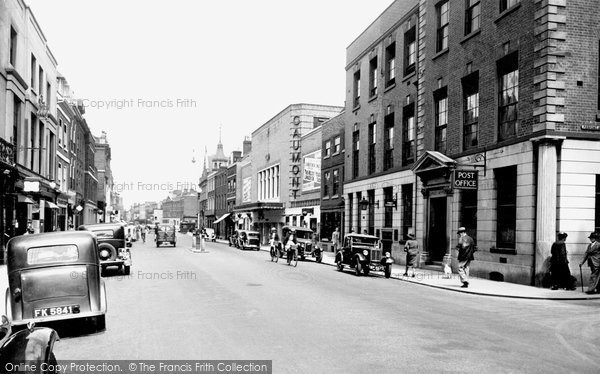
[550,232,575,290]
[580,232,600,294]
[456,227,475,288]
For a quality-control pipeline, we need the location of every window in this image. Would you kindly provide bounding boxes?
[596,175,600,233]
[434,87,448,154]
[384,186,393,228]
[352,129,360,178]
[353,70,361,107]
[598,40,600,110]
[462,72,479,150]
[385,42,396,87]
[465,0,481,35]
[369,57,378,97]
[404,27,416,76]
[356,191,362,234]
[348,193,354,233]
[46,82,51,107]
[402,103,415,166]
[500,0,520,12]
[10,27,17,66]
[324,171,330,197]
[496,166,517,249]
[401,184,413,239]
[436,1,449,52]
[12,96,21,153]
[460,190,478,244]
[333,169,340,196]
[38,66,44,99]
[368,121,376,174]
[30,54,37,91]
[29,113,36,170]
[498,53,519,141]
[367,190,375,235]
[313,117,328,128]
[384,112,394,170]
[324,140,331,157]
[333,136,341,154]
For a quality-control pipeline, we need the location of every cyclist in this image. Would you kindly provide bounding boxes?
[141,225,147,243]
[284,229,298,262]
[269,228,280,256]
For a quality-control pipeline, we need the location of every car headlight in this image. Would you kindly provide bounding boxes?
[363,250,369,256]
[99,249,111,260]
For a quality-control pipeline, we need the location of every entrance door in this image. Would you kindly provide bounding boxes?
[427,197,447,263]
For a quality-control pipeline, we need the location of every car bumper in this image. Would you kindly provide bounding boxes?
[100,259,131,267]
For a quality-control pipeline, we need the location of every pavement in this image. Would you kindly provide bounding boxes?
[204,237,600,300]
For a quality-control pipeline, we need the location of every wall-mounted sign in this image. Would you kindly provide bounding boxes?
[24,180,40,192]
[242,177,252,203]
[302,150,321,191]
[453,170,478,190]
[581,124,600,131]
[290,115,302,199]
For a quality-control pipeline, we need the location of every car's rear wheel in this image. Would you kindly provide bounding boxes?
[336,259,343,271]
[173,242,176,247]
[123,266,131,276]
[316,252,323,263]
[355,259,362,276]
[156,242,160,248]
[94,315,106,331]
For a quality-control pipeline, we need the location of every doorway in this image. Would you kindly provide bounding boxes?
[427,197,447,263]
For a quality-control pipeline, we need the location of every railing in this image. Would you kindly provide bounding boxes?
[0,138,15,166]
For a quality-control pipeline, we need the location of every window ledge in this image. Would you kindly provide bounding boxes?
[402,71,416,83]
[490,247,517,255]
[368,94,378,103]
[432,48,449,61]
[384,83,396,93]
[352,104,361,112]
[495,3,521,24]
[460,29,481,45]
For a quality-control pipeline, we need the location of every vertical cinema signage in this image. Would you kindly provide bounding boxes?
[290,115,302,199]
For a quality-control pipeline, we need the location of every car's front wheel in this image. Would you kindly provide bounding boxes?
[355,259,362,276]
[363,266,370,276]
[336,259,344,271]
[384,265,392,278]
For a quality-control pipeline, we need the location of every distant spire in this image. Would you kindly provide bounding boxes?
[219,125,222,144]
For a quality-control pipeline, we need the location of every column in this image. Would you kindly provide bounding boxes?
[353,193,360,232]
[534,137,561,286]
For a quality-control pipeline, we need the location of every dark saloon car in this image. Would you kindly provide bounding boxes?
[79,222,132,275]
[5,231,107,329]
[237,230,260,250]
[335,233,392,277]
[281,226,314,260]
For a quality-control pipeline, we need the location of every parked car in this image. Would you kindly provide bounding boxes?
[79,223,132,275]
[5,231,107,330]
[156,225,177,247]
[204,228,216,242]
[335,233,393,277]
[281,226,321,261]
[237,230,260,250]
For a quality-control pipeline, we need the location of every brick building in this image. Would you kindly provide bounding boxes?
[345,0,600,286]
[320,112,345,246]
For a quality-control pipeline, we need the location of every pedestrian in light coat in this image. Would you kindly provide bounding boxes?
[580,232,600,294]
[403,233,419,277]
[550,232,575,290]
[331,227,340,252]
[456,227,475,288]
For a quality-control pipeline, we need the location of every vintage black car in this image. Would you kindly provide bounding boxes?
[5,231,107,329]
[281,226,318,261]
[79,222,132,275]
[335,233,393,277]
[237,230,260,250]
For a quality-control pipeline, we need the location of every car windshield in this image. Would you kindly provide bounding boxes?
[351,237,378,246]
[294,231,312,240]
[27,245,79,265]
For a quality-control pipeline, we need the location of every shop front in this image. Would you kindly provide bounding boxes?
[234,202,285,245]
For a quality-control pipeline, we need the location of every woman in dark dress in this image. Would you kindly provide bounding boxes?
[550,232,575,290]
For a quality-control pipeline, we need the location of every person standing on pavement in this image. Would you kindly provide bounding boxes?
[403,233,419,277]
[550,232,575,290]
[331,227,340,252]
[456,227,475,288]
[580,232,600,294]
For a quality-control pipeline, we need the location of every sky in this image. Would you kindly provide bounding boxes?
[25,0,394,207]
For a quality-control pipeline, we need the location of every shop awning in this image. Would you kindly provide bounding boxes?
[46,201,60,209]
[17,195,35,204]
[213,213,231,224]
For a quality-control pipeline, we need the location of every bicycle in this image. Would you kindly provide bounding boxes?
[286,243,298,267]
[270,240,279,263]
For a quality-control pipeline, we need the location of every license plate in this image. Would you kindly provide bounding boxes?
[34,305,80,318]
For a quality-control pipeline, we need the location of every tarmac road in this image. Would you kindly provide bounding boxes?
[43,234,600,373]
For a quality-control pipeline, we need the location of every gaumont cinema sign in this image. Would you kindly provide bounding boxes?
[290,116,301,199]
